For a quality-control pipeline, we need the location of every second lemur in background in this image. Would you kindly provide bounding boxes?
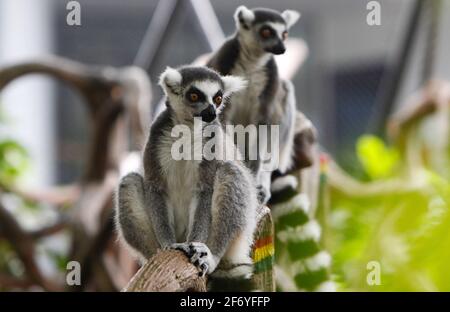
[207,6,303,204]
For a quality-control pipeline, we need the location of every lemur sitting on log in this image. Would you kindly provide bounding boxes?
[115,66,258,290]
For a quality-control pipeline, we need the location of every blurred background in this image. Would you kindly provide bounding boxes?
[0,0,449,291]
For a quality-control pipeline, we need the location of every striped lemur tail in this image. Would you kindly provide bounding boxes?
[207,247,257,291]
[208,268,255,292]
[269,171,335,292]
[207,170,335,293]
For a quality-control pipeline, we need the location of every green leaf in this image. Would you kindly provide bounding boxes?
[0,139,29,185]
[356,135,399,180]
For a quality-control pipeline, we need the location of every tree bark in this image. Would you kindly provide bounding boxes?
[122,250,207,292]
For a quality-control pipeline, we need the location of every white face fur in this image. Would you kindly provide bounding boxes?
[233,6,301,55]
[191,80,225,114]
[234,6,300,29]
[159,67,247,122]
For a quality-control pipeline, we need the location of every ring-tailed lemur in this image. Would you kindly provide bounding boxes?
[207,6,301,204]
[115,66,258,289]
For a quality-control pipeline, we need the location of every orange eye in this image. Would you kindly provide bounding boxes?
[214,95,222,106]
[190,93,199,102]
[261,28,272,38]
[282,31,288,40]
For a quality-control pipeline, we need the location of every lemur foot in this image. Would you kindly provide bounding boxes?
[169,242,217,277]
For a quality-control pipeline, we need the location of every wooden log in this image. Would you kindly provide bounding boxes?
[123,250,206,292]
[123,206,275,292]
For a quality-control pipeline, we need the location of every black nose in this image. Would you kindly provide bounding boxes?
[266,40,286,55]
[271,42,286,55]
[199,105,216,123]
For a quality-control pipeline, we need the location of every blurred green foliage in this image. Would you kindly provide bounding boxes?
[0,105,31,287]
[0,140,28,186]
[0,105,71,290]
[328,135,450,291]
[0,103,29,187]
[356,135,399,180]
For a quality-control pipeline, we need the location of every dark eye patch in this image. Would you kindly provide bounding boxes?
[213,90,223,106]
[185,86,206,103]
[260,26,274,39]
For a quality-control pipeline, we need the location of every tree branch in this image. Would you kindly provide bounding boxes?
[123,206,274,292]
[0,200,62,291]
[123,250,207,292]
[0,273,33,290]
[29,220,69,240]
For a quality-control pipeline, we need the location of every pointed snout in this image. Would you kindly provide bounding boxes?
[196,105,216,123]
[269,40,286,55]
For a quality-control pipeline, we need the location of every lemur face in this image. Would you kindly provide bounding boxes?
[159,66,247,123]
[234,6,301,55]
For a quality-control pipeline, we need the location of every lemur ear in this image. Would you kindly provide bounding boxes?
[282,10,301,29]
[222,75,247,95]
[234,5,255,29]
[159,66,182,95]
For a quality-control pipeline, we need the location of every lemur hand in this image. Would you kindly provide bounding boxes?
[169,242,218,277]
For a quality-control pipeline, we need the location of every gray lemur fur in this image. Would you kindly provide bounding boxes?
[207,6,301,204]
[115,65,258,278]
